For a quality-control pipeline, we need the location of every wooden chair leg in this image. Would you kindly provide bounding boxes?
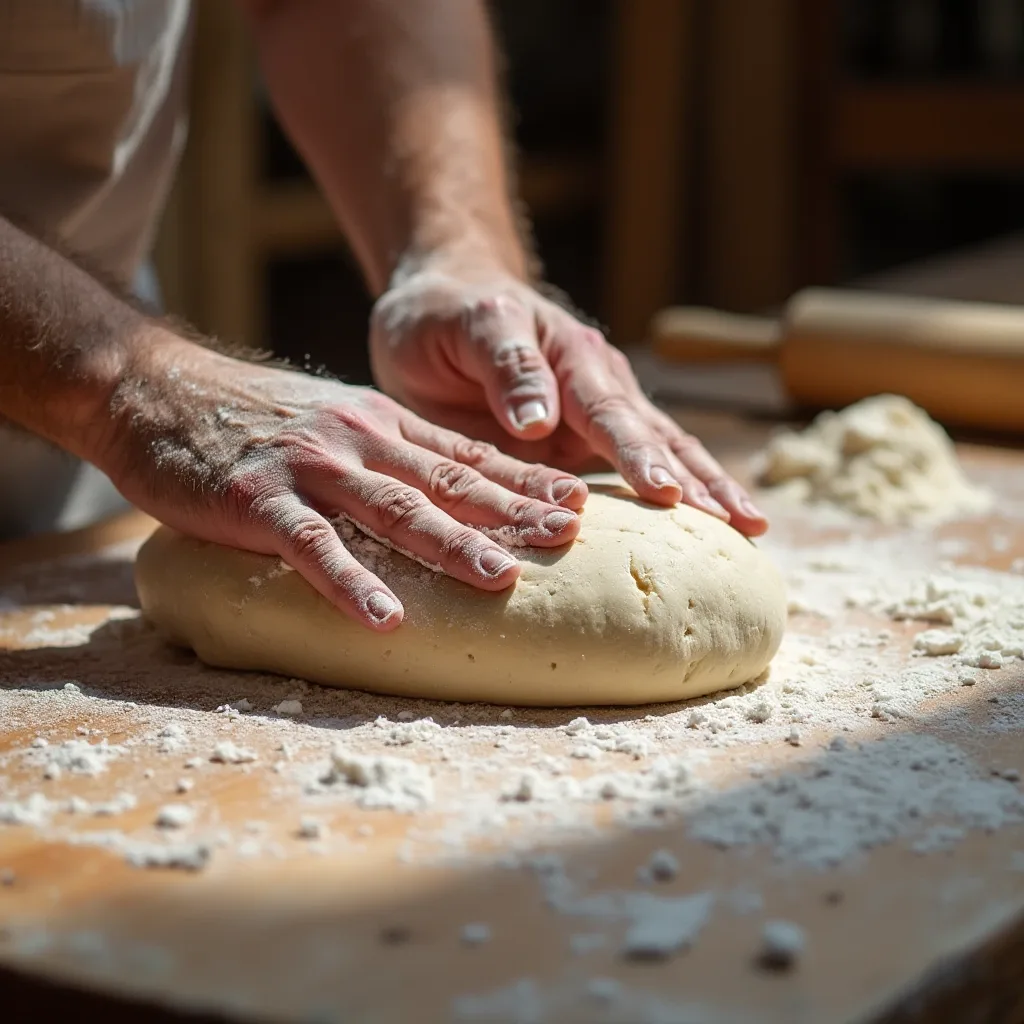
[603,0,695,347]
[703,0,798,312]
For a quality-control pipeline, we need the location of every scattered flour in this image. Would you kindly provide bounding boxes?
[849,567,1024,671]
[157,722,188,753]
[638,849,680,884]
[374,716,443,746]
[0,792,53,827]
[297,816,326,840]
[155,804,195,829]
[527,855,714,962]
[687,734,1024,869]
[313,748,434,812]
[67,792,138,817]
[451,976,717,1023]
[110,837,211,872]
[210,741,257,765]
[621,891,715,960]
[758,920,805,969]
[5,488,1024,1014]
[461,922,492,946]
[22,738,123,778]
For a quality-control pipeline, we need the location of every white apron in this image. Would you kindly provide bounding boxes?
[0,1,193,538]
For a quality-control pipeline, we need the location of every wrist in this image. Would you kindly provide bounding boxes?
[16,314,147,467]
[88,325,193,476]
[388,222,532,292]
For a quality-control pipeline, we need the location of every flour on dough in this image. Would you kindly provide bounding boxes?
[135,479,786,707]
[754,394,991,525]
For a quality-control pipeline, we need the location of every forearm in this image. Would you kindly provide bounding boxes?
[0,215,154,462]
[239,0,528,294]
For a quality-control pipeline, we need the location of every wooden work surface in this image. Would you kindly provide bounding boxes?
[2,410,1024,1024]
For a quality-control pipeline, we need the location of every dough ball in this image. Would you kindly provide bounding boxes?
[135,480,786,706]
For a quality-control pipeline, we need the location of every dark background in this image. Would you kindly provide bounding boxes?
[164,1,1024,384]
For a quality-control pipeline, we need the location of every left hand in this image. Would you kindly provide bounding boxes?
[370,257,768,536]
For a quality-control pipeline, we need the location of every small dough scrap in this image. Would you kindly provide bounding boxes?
[755,394,991,525]
[135,479,786,706]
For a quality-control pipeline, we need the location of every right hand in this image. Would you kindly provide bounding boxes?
[99,336,587,631]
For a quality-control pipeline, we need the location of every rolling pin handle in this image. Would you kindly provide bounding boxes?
[649,306,782,364]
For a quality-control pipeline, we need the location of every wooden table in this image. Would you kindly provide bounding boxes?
[2,410,1024,1024]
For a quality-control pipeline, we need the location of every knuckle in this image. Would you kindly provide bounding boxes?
[223,467,265,509]
[582,392,636,424]
[579,327,608,352]
[281,517,337,562]
[513,464,552,497]
[707,476,736,499]
[368,481,430,529]
[618,439,662,465]
[671,432,701,456]
[320,405,375,436]
[333,561,372,595]
[491,341,548,386]
[427,460,481,503]
[438,525,480,564]
[504,495,538,526]
[608,345,632,373]
[468,294,520,323]
[671,434,721,477]
[451,437,499,468]
[224,467,284,523]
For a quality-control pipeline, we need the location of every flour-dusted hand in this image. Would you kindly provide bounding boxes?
[99,338,585,631]
[370,260,768,537]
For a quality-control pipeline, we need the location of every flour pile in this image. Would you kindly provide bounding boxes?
[755,394,992,525]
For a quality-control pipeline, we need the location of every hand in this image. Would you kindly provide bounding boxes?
[370,258,768,536]
[100,336,586,631]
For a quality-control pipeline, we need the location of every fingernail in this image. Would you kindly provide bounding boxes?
[695,493,730,518]
[366,591,400,623]
[513,400,548,428]
[479,548,517,577]
[649,466,678,489]
[551,478,581,505]
[739,497,766,520]
[542,510,577,535]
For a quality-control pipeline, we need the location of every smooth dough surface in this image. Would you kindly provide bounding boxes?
[135,480,786,706]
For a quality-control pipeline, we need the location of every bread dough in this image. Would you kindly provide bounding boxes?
[135,479,786,707]
[755,394,992,526]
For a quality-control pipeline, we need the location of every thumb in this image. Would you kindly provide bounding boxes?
[461,296,561,440]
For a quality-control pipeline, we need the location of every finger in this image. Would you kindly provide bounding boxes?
[363,440,580,547]
[398,413,588,511]
[666,433,767,535]
[603,351,750,525]
[329,470,523,592]
[645,406,768,535]
[553,344,689,507]
[256,495,404,632]
[458,295,561,440]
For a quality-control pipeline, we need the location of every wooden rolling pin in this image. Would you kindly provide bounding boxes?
[650,287,1024,432]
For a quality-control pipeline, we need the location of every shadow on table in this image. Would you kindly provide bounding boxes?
[1,609,772,734]
[0,554,139,609]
